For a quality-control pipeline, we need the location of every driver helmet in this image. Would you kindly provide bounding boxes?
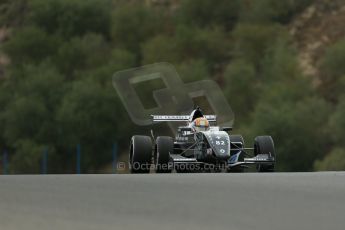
[192,117,210,132]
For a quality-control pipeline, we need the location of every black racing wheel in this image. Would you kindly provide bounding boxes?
[254,136,275,172]
[129,135,152,173]
[154,136,173,173]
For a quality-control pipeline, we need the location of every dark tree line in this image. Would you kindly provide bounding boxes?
[0,0,344,173]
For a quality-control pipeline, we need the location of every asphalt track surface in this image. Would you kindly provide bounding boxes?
[0,172,344,230]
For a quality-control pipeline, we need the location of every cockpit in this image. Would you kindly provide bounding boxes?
[189,107,210,132]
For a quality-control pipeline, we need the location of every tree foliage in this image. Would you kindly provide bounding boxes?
[314,148,345,171]
[223,59,256,122]
[251,97,331,171]
[176,0,240,30]
[320,40,345,101]
[240,0,315,24]
[0,0,342,173]
[111,3,163,55]
[329,96,345,147]
[232,23,286,68]
[30,0,111,38]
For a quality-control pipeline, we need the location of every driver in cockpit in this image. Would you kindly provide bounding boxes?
[189,107,210,132]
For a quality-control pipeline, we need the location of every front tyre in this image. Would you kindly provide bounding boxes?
[254,136,275,172]
[129,135,152,174]
[154,136,173,173]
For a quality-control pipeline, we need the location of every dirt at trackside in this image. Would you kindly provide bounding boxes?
[289,0,345,79]
[0,27,10,78]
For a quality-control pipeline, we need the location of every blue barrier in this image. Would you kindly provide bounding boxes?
[41,147,48,174]
[112,143,118,174]
[3,143,119,174]
[3,150,8,175]
[76,144,81,174]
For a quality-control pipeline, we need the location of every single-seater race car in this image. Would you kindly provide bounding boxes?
[129,107,275,173]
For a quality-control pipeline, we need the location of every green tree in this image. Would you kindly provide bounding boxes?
[2,63,65,146]
[320,40,345,101]
[3,26,59,65]
[260,36,299,82]
[176,0,240,30]
[85,48,136,85]
[175,25,231,68]
[141,35,180,64]
[251,96,331,171]
[0,0,27,26]
[328,95,345,147]
[223,59,257,123]
[56,79,121,171]
[30,0,111,38]
[9,139,45,173]
[314,148,345,171]
[177,59,209,83]
[232,23,286,68]
[142,25,231,69]
[240,0,315,24]
[55,33,110,76]
[248,34,331,171]
[111,3,163,55]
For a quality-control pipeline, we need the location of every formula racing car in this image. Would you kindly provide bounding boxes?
[129,107,275,173]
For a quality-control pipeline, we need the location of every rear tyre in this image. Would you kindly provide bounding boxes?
[129,135,152,174]
[154,136,173,173]
[254,136,275,172]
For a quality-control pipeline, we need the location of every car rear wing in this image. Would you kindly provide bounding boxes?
[151,115,217,122]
